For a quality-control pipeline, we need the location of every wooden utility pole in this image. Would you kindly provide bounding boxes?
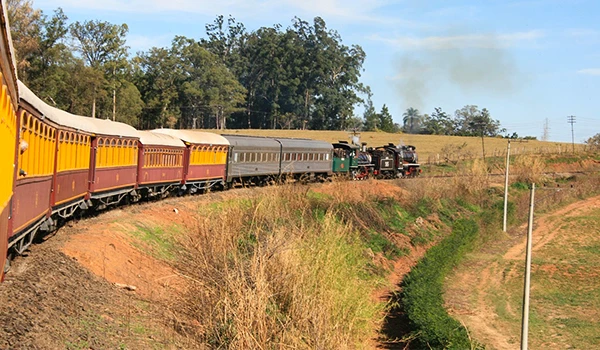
[521,183,535,350]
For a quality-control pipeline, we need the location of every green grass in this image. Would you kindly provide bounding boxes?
[478,203,600,349]
[401,219,480,349]
[131,223,177,261]
[364,231,403,259]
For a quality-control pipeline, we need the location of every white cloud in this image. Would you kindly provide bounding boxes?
[577,69,600,76]
[369,30,545,50]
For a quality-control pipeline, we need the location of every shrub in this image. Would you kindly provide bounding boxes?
[401,219,479,349]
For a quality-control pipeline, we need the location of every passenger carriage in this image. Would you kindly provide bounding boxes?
[151,129,229,193]
[277,138,333,181]
[223,135,282,186]
[136,131,185,197]
[86,118,139,208]
[19,82,140,212]
[18,82,92,224]
[0,0,18,278]
[11,83,60,254]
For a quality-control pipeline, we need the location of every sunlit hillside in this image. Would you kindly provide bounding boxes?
[200,129,583,163]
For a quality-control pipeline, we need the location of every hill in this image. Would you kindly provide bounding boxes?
[202,129,582,162]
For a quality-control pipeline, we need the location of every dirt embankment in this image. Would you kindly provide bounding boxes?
[0,181,422,349]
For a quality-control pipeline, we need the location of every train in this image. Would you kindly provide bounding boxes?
[0,0,419,281]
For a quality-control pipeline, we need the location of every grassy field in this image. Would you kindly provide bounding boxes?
[445,189,600,349]
[200,129,584,162]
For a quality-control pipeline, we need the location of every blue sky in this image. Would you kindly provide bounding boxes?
[34,0,599,142]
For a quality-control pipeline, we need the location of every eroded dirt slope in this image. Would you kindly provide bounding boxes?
[0,181,414,349]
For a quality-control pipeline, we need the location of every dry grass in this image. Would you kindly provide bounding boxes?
[400,159,490,204]
[512,154,548,184]
[200,129,584,162]
[172,185,387,349]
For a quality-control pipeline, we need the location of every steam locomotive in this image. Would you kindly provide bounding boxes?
[332,141,421,180]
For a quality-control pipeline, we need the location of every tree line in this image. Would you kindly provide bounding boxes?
[398,105,505,137]
[9,0,515,137]
[8,0,369,130]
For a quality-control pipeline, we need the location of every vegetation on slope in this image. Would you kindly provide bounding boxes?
[401,219,479,349]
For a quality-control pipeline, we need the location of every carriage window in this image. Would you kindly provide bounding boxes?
[325,153,330,161]
[234,153,239,163]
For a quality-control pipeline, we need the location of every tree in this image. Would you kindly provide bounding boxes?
[202,15,246,75]
[402,107,421,133]
[114,81,143,126]
[133,46,182,128]
[362,87,378,131]
[70,20,129,118]
[585,133,600,151]
[26,8,72,105]
[454,105,502,137]
[171,36,246,129]
[6,0,42,79]
[206,16,367,130]
[458,107,503,160]
[422,107,454,135]
[378,104,396,133]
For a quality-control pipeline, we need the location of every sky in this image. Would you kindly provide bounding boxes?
[33,0,600,143]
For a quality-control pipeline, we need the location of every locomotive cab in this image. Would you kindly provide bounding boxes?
[332,141,372,180]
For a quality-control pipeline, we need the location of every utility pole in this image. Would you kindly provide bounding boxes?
[503,140,511,232]
[521,183,535,350]
[567,116,576,153]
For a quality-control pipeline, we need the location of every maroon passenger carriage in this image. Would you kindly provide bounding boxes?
[11,83,59,253]
[151,129,229,193]
[12,82,141,252]
[86,118,139,209]
[136,131,185,198]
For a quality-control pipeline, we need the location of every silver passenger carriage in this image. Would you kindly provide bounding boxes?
[224,135,281,185]
[222,135,333,185]
[277,138,332,180]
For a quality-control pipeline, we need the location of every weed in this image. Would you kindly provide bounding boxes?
[365,231,402,259]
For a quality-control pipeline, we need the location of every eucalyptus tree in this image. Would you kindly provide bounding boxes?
[133,46,182,128]
[172,36,246,129]
[69,19,129,118]
[290,17,365,130]
[6,0,42,78]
